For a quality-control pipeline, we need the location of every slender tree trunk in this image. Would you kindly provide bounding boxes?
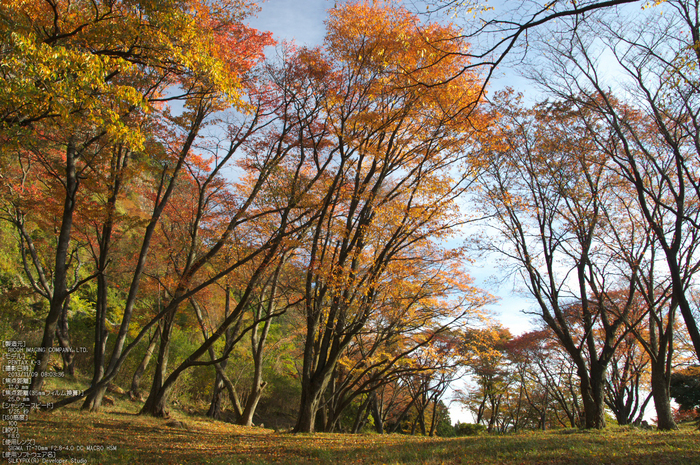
[129,325,161,401]
[324,374,339,433]
[294,313,338,433]
[82,109,206,415]
[240,381,267,427]
[140,312,175,417]
[83,149,128,412]
[541,388,548,431]
[207,359,243,421]
[207,372,226,419]
[515,371,524,432]
[417,390,427,436]
[371,392,384,434]
[476,389,487,425]
[649,314,677,430]
[82,273,110,411]
[487,394,500,433]
[140,262,274,418]
[239,271,278,426]
[351,396,372,434]
[389,394,418,433]
[29,140,78,405]
[429,399,440,437]
[55,297,74,377]
[203,287,242,420]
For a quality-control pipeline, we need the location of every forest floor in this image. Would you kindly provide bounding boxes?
[17,403,700,465]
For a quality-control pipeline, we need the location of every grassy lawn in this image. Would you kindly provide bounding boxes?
[17,406,700,464]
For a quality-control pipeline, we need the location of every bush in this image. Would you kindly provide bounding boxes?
[454,422,486,436]
[670,366,700,412]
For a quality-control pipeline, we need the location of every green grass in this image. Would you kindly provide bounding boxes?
[17,406,700,464]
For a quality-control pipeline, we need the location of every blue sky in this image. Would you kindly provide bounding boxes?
[247,0,331,47]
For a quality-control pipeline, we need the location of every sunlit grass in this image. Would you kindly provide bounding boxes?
[20,406,700,464]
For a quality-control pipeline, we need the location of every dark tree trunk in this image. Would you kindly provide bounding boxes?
[371,392,384,434]
[579,363,606,429]
[207,362,242,421]
[207,368,228,419]
[429,399,439,437]
[140,312,175,417]
[239,273,278,427]
[294,311,339,433]
[651,360,677,430]
[205,287,242,421]
[82,273,110,411]
[294,376,328,433]
[351,396,372,434]
[55,297,74,377]
[29,140,78,405]
[648,313,677,430]
[83,149,128,412]
[389,394,418,434]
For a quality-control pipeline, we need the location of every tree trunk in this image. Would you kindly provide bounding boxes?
[55,297,74,377]
[389,394,418,434]
[651,361,677,430]
[240,381,267,427]
[29,140,78,405]
[83,273,110,411]
[579,365,606,429]
[141,265,270,419]
[129,325,161,401]
[541,388,548,431]
[295,375,329,433]
[429,399,440,437]
[203,287,241,420]
[294,313,338,433]
[83,148,127,412]
[371,392,384,434]
[140,312,175,417]
[140,385,170,417]
[351,396,372,434]
[207,369,228,419]
[207,362,242,421]
[239,284,275,427]
[514,371,524,432]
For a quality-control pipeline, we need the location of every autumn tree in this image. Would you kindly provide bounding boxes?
[210,254,299,426]
[136,73,328,417]
[475,94,645,429]
[460,324,514,432]
[282,1,486,433]
[310,235,490,434]
[507,329,586,430]
[604,333,651,426]
[0,0,275,410]
[525,0,700,365]
[518,0,700,428]
[402,344,460,436]
[399,0,645,96]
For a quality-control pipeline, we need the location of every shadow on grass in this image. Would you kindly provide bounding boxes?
[21,410,700,465]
